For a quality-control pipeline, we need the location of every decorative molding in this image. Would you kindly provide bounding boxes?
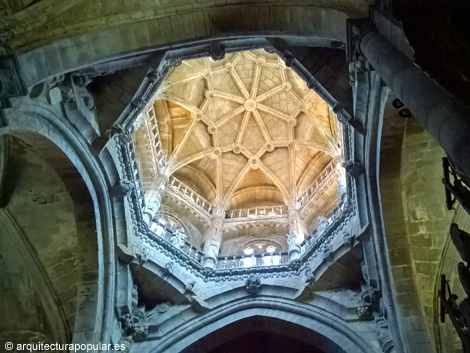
[111,179,134,198]
[245,274,261,295]
[146,297,376,353]
[115,123,357,283]
[342,160,364,178]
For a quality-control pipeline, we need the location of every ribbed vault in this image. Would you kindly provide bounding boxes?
[134,49,344,252]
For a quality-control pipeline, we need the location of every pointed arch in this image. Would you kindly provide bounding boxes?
[4,103,117,346]
[152,298,376,353]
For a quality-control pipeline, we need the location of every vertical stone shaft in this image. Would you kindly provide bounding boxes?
[203,216,223,269]
[360,31,470,176]
[142,192,162,225]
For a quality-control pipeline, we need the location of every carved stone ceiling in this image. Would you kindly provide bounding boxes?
[147,49,341,217]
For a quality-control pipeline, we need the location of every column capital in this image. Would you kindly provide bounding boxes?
[155,174,169,190]
[287,207,299,223]
[212,215,224,231]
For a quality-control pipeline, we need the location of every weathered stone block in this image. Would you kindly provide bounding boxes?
[409,233,432,248]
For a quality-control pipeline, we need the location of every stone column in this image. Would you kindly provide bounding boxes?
[203,216,223,269]
[337,170,347,204]
[360,30,470,177]
[287,231,301,262]
[142,175,167,225]
[287,208,302,262]
[203,238,219,269]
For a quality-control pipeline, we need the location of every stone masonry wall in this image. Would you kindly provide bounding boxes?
[380,98,455,351]
[0,135,98,340]
[380,101,433,351]
[401,118,454,330]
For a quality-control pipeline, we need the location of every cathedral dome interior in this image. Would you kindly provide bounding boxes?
[133,49,345,261]
[1,1,470,353]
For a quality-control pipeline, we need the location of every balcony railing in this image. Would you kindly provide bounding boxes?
[224,205,288,220]
[216,252,289,269]
[167,175,214,216]
[297,159,340,210]
[149,221,205,262]
[148,201,346,271]
[300,202,344,251]
[146,105,166,169]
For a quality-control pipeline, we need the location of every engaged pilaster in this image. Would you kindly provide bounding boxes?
[287,208,302,262]
[142,175,168,225]
[203,216,223,269]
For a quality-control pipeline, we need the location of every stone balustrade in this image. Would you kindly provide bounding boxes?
[146,202,346,272]
[216,252,289,269]
[167,175,214,216]
[224,205,288,221]
[124,136,145,208]
[145,106,165,169]
[148,201,345,270]
[149,221,205,263]
[300,202,344,251]
[297,158,340,210]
